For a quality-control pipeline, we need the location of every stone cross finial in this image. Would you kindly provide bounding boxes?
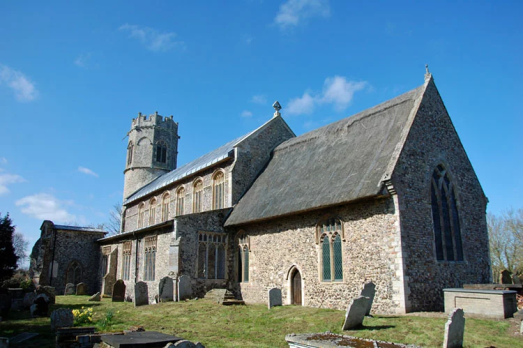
[425,64,432,82]
[273,101,282,117]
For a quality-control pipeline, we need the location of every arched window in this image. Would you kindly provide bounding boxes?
[149,198,157,225]
[156,141,167,163]
[317,217,344,282]
[66,261,82,285]
[127,142,134,165]
[161,193,170,222]
[176,187,185,216]
[138,203,145,228]
[144,236,157,281]
[431,164,463,261]
[237,231,250,283]
[193,180,203,213]
[197,232,227,279]
[213,171,225,209]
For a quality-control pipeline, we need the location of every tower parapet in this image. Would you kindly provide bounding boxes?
[123,111,180,199]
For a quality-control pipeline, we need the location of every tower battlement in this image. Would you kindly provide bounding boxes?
[131,111,179,130]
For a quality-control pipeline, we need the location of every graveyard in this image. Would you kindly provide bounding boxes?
[1,294,521,347]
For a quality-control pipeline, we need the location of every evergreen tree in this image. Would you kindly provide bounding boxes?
[0,213,18,281]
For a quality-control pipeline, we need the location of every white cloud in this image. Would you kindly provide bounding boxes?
[287,76,367,115]
[78,166,99,178]
[287,92,315,115]
[0,64,38,102]
[250,94,267,104]
[241,110,253,118]
[0,173,26,196]
[245,35,254,44]
[16,193,76,222]
[119,24,185,52]
[0,157,7,165]
[274,0,330,29]
[74,53,91,68]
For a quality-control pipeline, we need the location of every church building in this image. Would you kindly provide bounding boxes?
[34,72,492,314]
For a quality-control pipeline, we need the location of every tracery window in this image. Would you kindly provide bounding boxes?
[122,242,132,281]
[138,203,145,228]
[66,261,82,285]
[317,217,344,282]
[197,232,227,279]
[149,198,157,225]
[193,180,203,213]
[213,171,225,209]
[176,187,185,216]
[431,164,464,261]
[127,142,133,165]
[161,193,170,222]
[237,231,250,283]
[144,236,157,281]
[156,141,167,163]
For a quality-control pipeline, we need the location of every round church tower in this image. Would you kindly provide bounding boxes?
[123,111,179,199]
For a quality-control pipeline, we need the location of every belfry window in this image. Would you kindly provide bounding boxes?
[431,164,464,261]
[237,231,250,282]
[149,198,156,225]
[193,180,203,213]
[317,217,344,282]
[213,171,225,209]
[127,142,133,165]
[161,193,170,222]
[144,236,157,281]
[176,187,185,216]
[156,141,167,163]
[197,232,227,279]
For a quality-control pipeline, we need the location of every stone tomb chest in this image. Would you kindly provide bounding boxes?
[444,288,518,319]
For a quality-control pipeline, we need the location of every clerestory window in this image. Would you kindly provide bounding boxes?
[193,180,203,213]
[138,203,145,228]
[161,193,170,222]
[431,164,464,261]
[149,198,157,225]
[176,187,185,216]
[213,171,225,209]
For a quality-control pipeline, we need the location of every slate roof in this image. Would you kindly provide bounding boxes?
[225,82,427,226]
[54,225,106,233]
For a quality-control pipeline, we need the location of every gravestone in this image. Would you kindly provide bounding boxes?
[76,282,88,295]
[88,292,101,302]
[360,282,376,316]
[31,294,50,317]
[38,286,56,304]
[50,308,74,331]
[64,283,75,295]
[177,275,192,301]
[268,288,282,309]
[159,277,174,302]
[443,308,465,348]
[500,270,512,284]
[112,280,126,302]
[134,281,149,306]
[342,296,369,330]
[23,292,36,309]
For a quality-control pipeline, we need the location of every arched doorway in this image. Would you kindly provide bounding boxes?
[291,269,302,305]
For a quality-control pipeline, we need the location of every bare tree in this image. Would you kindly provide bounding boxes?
[106,203,123,235]
[13,231,29,266]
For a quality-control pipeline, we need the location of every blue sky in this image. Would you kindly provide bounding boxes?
[1,1,521,265]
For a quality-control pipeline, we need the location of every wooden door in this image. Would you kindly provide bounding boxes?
[292,271,302,305]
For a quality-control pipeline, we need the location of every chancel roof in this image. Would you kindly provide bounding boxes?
[225,82,428,226]
[54,225,106,233]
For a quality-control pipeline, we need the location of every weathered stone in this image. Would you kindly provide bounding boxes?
[268,288,282,309]
[443,308,465,348]
[64,283,75,295]
[0,294,11,318]
[39,286,56,304]
[159,277,174,302]
[31,293,50,316]
[112,279,126,302]
[342,296,369,330]
[76,282,88,295]
[360,282,376,316]
[500,269,512,284]
[88,292,101,301]
[134,281,149,306]
[178,275,192,301]
[23,292,36,309]
[50,308,74,331]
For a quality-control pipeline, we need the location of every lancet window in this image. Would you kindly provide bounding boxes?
[176,187,185,216]
[127,142,133,165]
[162,193,170,222]
[213,171,225,209]
[193,180,203,213]
[149,198,157,225]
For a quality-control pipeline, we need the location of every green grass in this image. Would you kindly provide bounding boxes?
[0,296,521,347]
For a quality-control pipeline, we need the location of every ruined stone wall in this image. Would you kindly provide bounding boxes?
[391,78,491,312]
[123,162,234,233]
[229,198,403,314]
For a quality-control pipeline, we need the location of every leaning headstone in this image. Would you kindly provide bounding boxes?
[443,308,465,348]
[177,275,192,301]
[23,292,36,309]
[268,288,282,309]
[112,280,126,302]
[360,282,376,316]
[342,296,369,330]
[76,282,88,295]
[134,281,149,306]
[88,292,101,302]
[159,277,174,302]
[500,270,512,284]
[64,283,75,295]
[50,308,74,331]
